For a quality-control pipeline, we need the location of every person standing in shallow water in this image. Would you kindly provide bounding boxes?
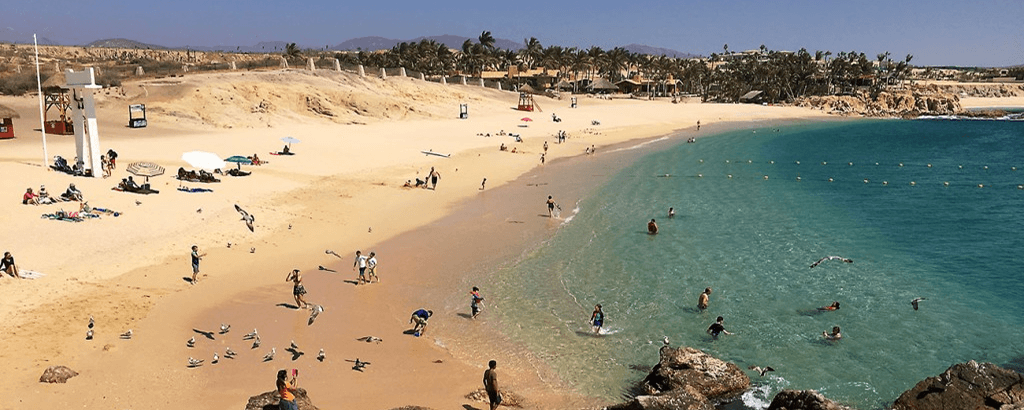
[648,218,659,234]
[591,304,605,334]
[471,286,485,318]
[698,287,712,310]
[707,316,732,338]
[546,196,557,217]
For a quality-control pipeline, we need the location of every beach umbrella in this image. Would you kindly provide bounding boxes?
[224,155,252,170]
[181,151,226,171]
[280,136,301,148]
[126,161,165,183]
[521,117,532,122]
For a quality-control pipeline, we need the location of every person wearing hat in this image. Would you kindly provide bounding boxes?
[63,183,83,201]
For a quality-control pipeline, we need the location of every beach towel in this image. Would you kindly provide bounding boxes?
[177,187,214,193]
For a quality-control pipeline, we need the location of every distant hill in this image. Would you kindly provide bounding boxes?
[0,29,60,46]
[85,38,167,49]
[621,44,697,59]
[333,35,523,51]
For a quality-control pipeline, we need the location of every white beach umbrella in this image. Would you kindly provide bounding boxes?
[281,136,301,147]
[181,151,227,171]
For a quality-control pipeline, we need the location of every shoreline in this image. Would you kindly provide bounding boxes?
[6,70,991,409]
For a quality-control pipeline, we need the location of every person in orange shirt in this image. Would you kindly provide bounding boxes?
[276,369,299,410]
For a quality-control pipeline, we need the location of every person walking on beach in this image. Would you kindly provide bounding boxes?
[480,178,487,190]
[353,250,368,285]
[543,140,549,153]
[696,120,701,131]
[276,369,299,410]
[190,245,206,284]
[409,309,432,336]
[648,218,659,234]
[471,287,485,318]
[707,316,732,338]
[540,153,545,165]
[428,167,441,190]
[483,360,501,410]
[1,252,22,279]
[591,304,605,334]
[285,269,308,309]
[698,287,712,310]
[366,252,379,283]
[546,196,557,217]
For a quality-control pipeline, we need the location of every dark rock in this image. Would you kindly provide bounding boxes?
[767,390,852,410]
[39,365,79,383]
[892,360,1024,410]
[245,387,318,410]
[607,346,750,410]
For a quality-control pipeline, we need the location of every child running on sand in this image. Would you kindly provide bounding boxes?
[366,252,378,283]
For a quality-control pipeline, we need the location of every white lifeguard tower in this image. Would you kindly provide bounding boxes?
[62,68,103,178]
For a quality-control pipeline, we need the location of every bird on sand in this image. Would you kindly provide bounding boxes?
[188,357,204,367]
[290,340,300,351]
[135,200,142,206]
[911,297,927,310]
[234,204,255,232]
[212,353,219,364]
[349,358,370,371]
[187,337,196,348]
[748,366,775,377]
[317,349,325,362]
[325,250,342,258]
[243,329,258,340]
[225,347,237,357]
[219,324,231,334]
[88,315,94,329]
[252,336,261,349]
[810,256,853,268]
[120,329,133,339]
[263,348,276,361]
[86,329,94,340]
[356,336,383,344]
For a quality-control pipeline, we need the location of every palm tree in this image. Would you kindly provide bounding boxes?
[478,31,495,51]
[284,43,301,60]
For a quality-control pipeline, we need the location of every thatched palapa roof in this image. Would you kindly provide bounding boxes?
[588,77,618,91]
[41,72,67,91]
[518,84,539,94]
[0,104,21,119]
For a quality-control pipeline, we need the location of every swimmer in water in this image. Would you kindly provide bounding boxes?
[668,207,675,218]
[823,326,842,340]
[817,301,840,311]
[698,287,711,310]
[648,219,658,234]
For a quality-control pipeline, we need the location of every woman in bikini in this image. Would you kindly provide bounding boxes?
[285,269,308,309]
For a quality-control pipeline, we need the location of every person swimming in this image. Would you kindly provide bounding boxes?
[647,219,658,234]
[823,326,842,340]
[818,301,840,311]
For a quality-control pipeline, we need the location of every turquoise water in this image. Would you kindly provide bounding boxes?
[487,120,1024,409]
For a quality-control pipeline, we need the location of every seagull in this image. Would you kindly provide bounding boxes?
[911,297,927,311]
[356,336,383,344]
[350,358,370,371]
[318,265,336,272]
[196,208,202,213]
[250,247,256,253]
[317,349,325,362]
[188,357,204,367]
[227,242,232,248]
[308,304,323,325]
[252,336,261,349]
[187,337,196,348]
[326,250,341,258]
[749,365,775,377]
[290,340,300,350]
[234,204,255,232]
[243,329,258,340]
[88,315,94,329]
[662,336,670,346]
[219,324,231,334]
[225,347,237,357]
[288,224,292,230]
[263,348,276,361]
[120,329,133,339]
[212,352,219,364]
[86,329,94,340]
[135,200,142,206]
[810,256,853,268]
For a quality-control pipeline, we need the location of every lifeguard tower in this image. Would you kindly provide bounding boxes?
[42,72,74,135]
[62,68,104,178]
[517,92,535,111]
[129,104,147,128]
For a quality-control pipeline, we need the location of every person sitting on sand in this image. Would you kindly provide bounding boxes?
[823,326,842,340]
[285,269,308,309]
[410,309,433,336]
[126,176,141,191]
[1,252,22,279]
[648,219,658,234]
[37,185,55,204]
[499,143,507,151]
[63,183,83,201]
[278,145,293,155]
[818,301,841,311]
[707,316,732,338]
[403,180,414,188]
[511,147,518,154]
[22,188,40,205]
[698,287,712,310]
[250,153,262,166]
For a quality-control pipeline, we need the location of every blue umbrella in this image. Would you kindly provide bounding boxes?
[224,155,252,170]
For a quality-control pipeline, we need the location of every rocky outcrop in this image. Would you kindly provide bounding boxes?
[796,89,961,118]
[608,346,750,410]
[245,387,319,410]
[892,360,1024,410]
[39,365,78,383]
[767,390,852,410]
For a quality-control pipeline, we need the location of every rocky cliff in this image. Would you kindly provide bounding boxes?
[607,345,749,410]
[795,89,960,118]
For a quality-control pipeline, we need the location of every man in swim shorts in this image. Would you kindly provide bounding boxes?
[471,287,485,318]
[707,316,732,338]
[410,309,432,336]
[483,360,501,410]
[353,250,368,285]
[698,287,712,310]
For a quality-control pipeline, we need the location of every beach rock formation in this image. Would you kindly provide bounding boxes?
[608,346,749,410]
[767,390,852,410]
[796,88,961,118]
[38,365,79,383]
[245,387,319,410]
[891,360,1024,410]
[388,407,436,410]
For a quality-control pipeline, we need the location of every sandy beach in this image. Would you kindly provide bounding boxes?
[9,67,998,409]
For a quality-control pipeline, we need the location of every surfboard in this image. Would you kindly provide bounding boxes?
[421,150,451,158]
[20,270,46,279]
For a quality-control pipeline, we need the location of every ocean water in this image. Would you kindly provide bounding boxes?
[485,119,1024,409]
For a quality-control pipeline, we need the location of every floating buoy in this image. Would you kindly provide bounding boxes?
[796,176,802,181]
[699,159,704,163]
[983,165,989,170]
[899,163,904,167]
[910,181,916,186]
[770,161,775,164]
[944,181,950,186]
[795,161,801,165]
[726,160,730,163]
[978,184,984,188]
[1017,185,1023,190]
[748,160,752,164]
[1012,167,1017,171]
[697,174,703,178]
[927,164,932,168]
[882,181,888,186]
[849,162,854,166]
[875,162,880,166]
[828,178,835,182]
[864,179,870,184]
[822,161,827,165]
[763,175,769,180]
[727,174,733,178]
[958,165,963,169]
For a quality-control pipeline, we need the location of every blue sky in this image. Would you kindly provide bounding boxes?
[4,0,1022,67]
